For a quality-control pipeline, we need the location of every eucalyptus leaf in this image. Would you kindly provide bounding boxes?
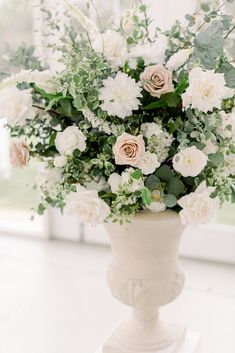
[167,177,185,196]
[164,194,177,208]
[156,165,174,181]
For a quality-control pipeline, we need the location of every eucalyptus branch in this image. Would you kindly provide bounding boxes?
[224,24,235,39]
[139,0,152,43]
[196,2,225,33]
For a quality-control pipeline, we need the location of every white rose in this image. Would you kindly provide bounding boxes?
[54,155,67,168]
[108,173,122,193]
[0,87,35,126]
[93,30,127,68]
[173,146,208,177]
[166,49,193,71]
[64,185,110,225]
[55,126,86,155]
[137,151,160,175]
[178,181,220,225]
[182,67,234,113]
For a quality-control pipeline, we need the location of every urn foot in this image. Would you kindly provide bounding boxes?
[97,330,201,353]
[102,320,185,353]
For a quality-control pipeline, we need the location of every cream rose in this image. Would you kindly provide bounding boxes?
[64,185,110,225]
[140,64,174,98]
[10,140,30,168]
[113,132,145,166]
[173,146,208,177]
[178,181,220,225]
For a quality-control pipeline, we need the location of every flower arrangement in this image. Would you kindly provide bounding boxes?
[1,1,235,225]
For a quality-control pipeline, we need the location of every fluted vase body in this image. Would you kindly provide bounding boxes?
[102,210,186,353]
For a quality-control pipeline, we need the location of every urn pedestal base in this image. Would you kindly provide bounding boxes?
[96,330,202,353]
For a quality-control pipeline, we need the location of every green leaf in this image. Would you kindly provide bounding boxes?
[217,63,235,88]
[208,152,224,167]
[164,194,177,208]
[156,165,174,181]
[131,169,142,180]
[38,203,46,215]
[139,4,147,12]
[185,14,195,22]
[49,132,56,147]
[145,175,161,190]
[175,74,189,94]
[143,100,166,110]
[141,187,152,206]
[201,2,210,12]
[194,21,224,69]
[167,177,185,196]
[60,99,72,116]
[162,93,180,107]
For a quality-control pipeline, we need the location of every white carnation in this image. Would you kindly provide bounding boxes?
[178,181,220,225]
[99,72,142,119]
[137,151,160,175]
[54,156,67,168]
[182,67,234,113]
[55,126,86,155]
[173,146,208,177]
[128,38,166,69]
[93,30,127,68]
[0,87,35,126]
[64,185,110,225]
[166,48,193,71]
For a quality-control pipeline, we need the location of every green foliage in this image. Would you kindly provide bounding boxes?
[194,21,224,69]
[156,165,174,182]
[141,187,152,205]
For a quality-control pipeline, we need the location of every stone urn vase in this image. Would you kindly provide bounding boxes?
[101,210,187,353]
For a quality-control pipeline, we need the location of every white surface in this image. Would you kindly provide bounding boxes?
[96,330,202,353]
[0,235,235,353]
